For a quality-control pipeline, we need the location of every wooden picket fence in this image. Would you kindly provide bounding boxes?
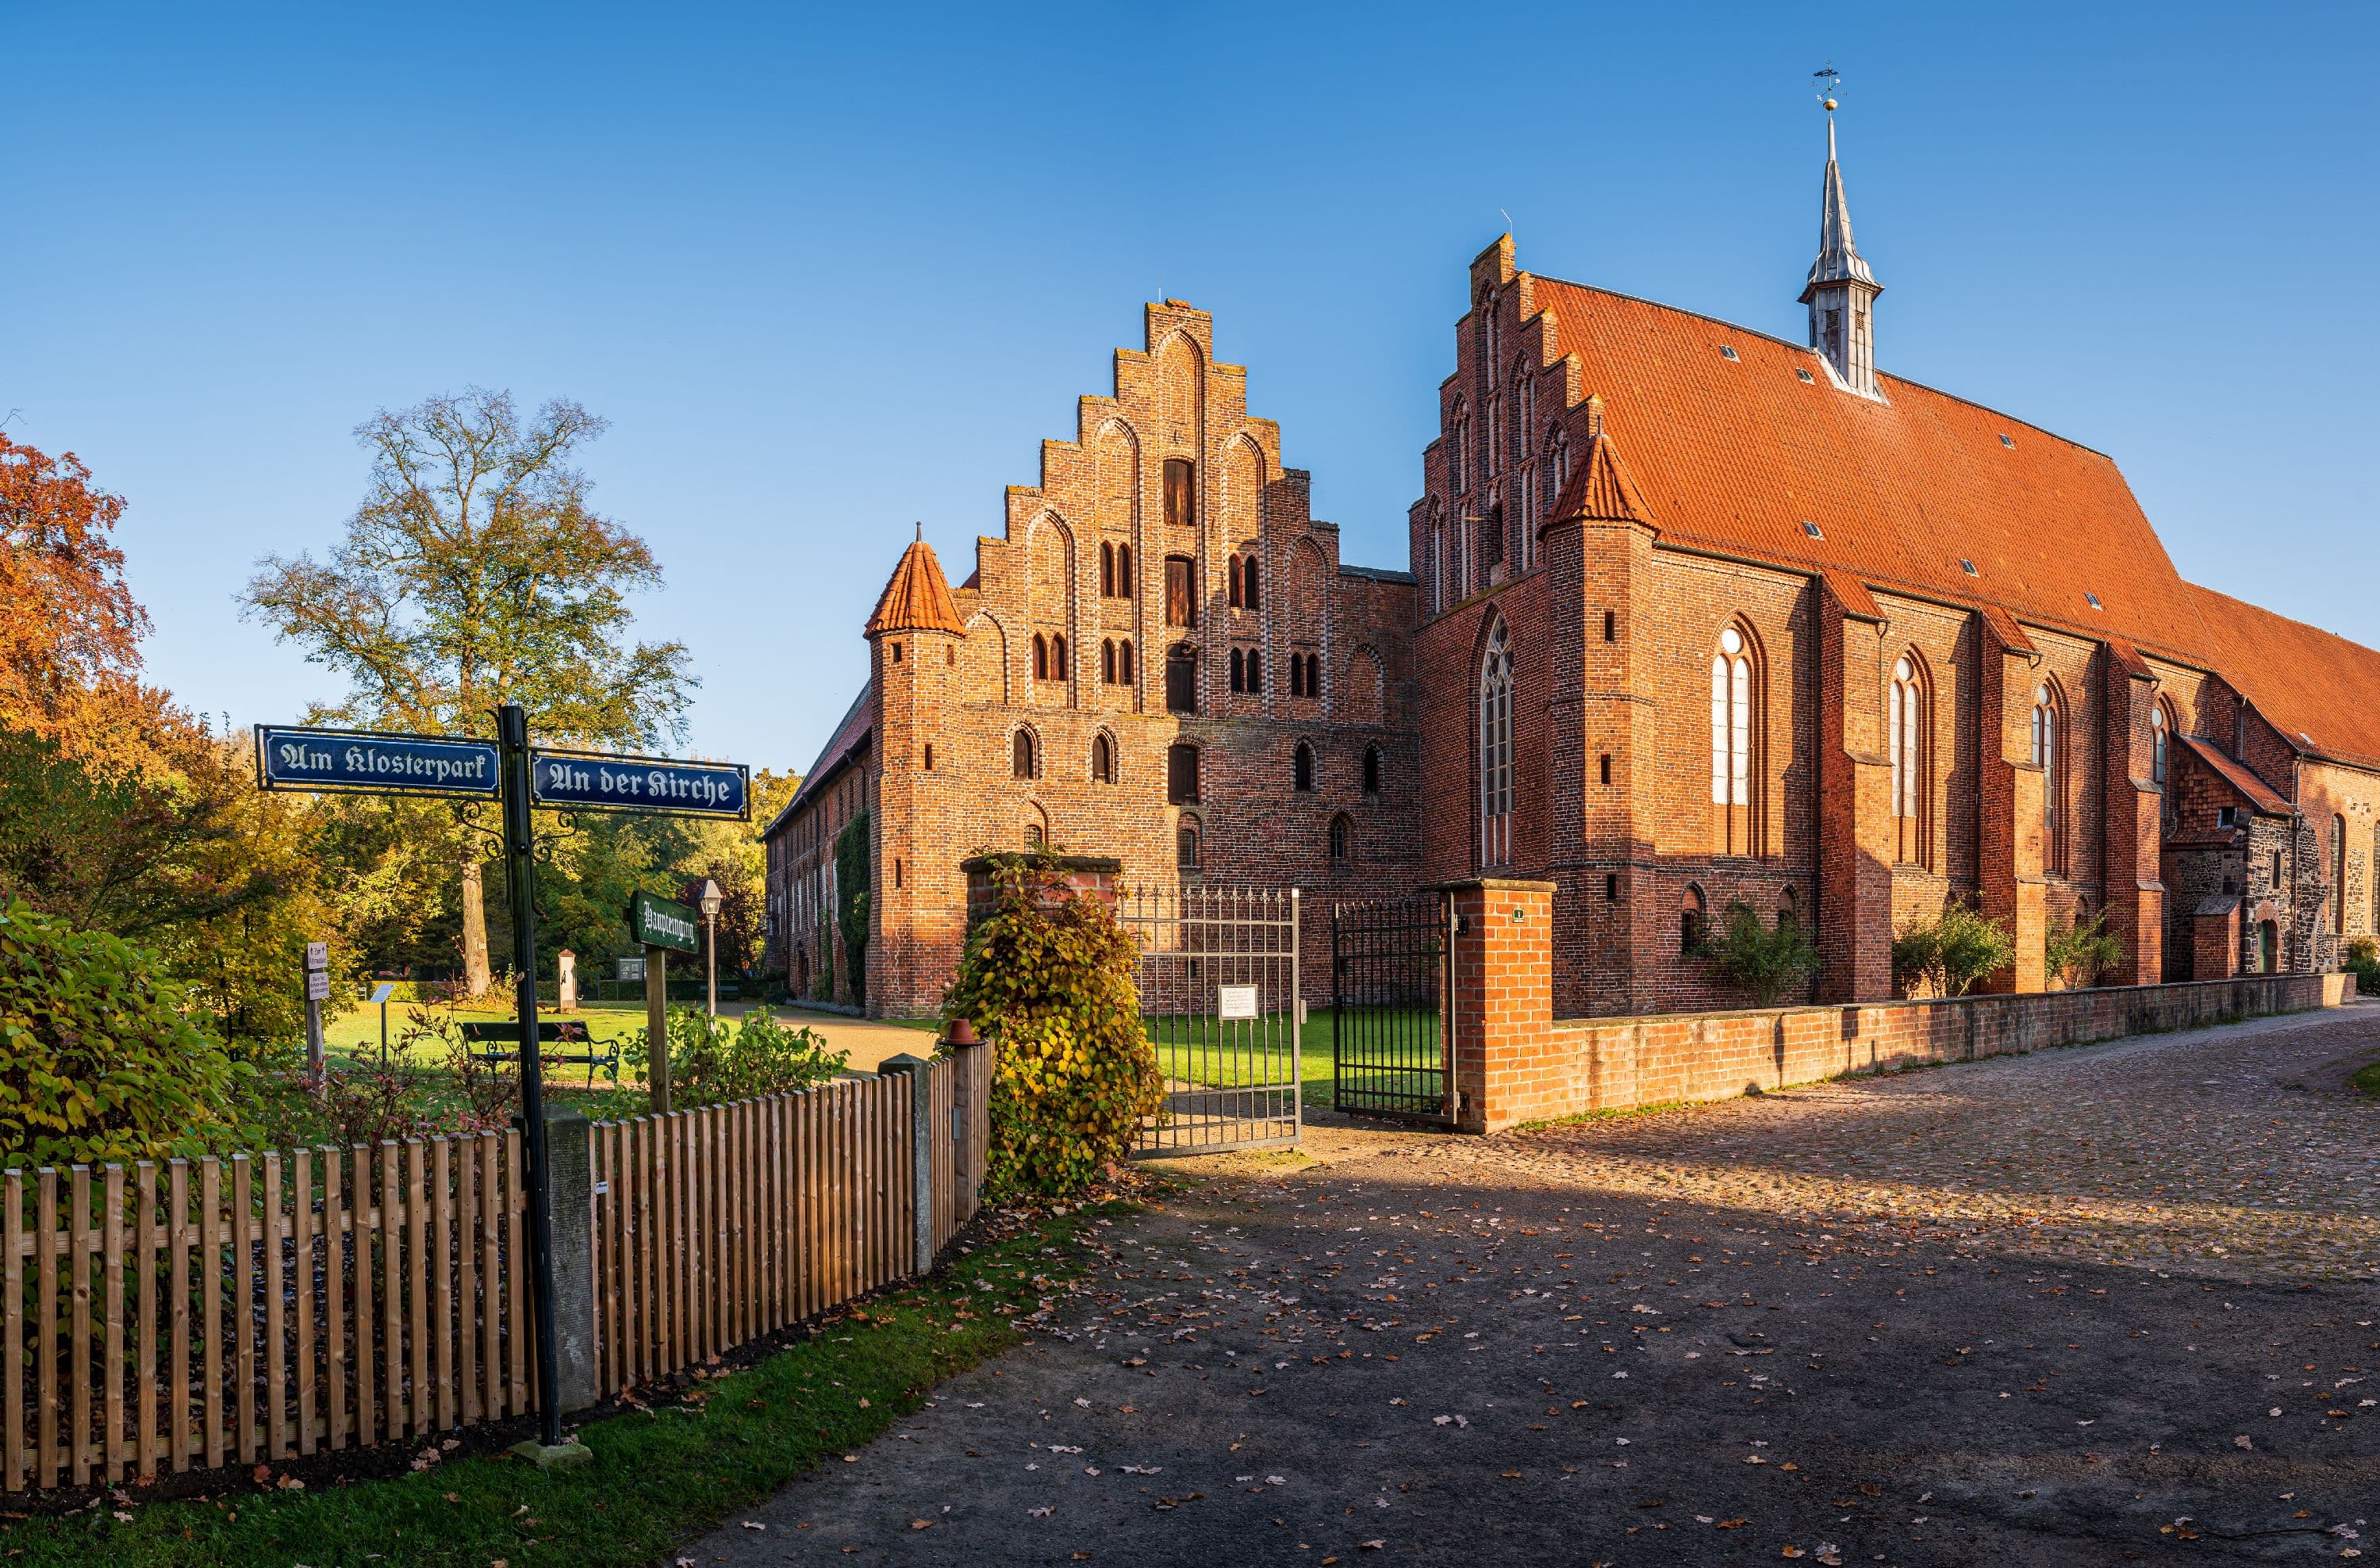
[1,1047,990,1493]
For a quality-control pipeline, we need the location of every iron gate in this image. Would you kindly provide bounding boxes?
[1122,885,1302,1156]
[1330,892,1453,1120]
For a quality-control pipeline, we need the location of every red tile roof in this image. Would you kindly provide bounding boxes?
[1525,276,2215,663]
[866,539,965,636]
[2178,733,2291,816]
[764,681,873,840]
[2186,583,2380,772]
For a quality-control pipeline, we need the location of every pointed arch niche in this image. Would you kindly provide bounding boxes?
[1708,621,1765,858]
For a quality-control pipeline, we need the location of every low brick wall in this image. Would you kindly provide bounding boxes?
[1486,971,2351,1130]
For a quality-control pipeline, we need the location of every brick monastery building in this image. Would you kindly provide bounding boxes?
[766,112,2380,1021]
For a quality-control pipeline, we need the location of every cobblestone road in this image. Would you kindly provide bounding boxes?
[686,1003,2380,1566]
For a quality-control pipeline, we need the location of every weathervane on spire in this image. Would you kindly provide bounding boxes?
[1812,61,1841,112]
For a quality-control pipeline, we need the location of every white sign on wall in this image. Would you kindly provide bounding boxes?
[1217,985,1259,1020]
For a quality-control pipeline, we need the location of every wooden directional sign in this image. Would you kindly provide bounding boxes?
[530,749,748,819]
[255,724,500,799]
[629,890,701,955]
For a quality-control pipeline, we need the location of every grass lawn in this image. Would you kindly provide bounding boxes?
[1147,1008,1443,1111]
[0,1201,1128,1566]
[2353,1058,2380,1097]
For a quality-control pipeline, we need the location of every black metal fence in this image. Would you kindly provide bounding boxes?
[1119,885,1302,1156]
[1330,892,1453,1120]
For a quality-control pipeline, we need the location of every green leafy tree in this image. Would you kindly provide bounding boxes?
[2044,909,2126,990]
[940,850,1160,1197]
[1697,901,1819,1006]
[240,390,693,995]
[0,901,249,1166]
[1892,901,2016,997]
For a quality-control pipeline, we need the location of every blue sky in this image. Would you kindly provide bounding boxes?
[10,2,2374,774]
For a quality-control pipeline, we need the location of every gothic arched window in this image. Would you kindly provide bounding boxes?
[1031,633,1049,682]
[1227,553,1243,609]
[1242,554,1261,612]
[1330,813,1352,863]
[1119,640,1134,686]
[1050,635,1067,681]
[1092,732,1117,786]
[1012,728,1039,781]
[1293,741,1315,793]
[1889,654,1929,867]
[1100,541,1115,598]
[1115,544,1134,598]
[2150,702,2169,787]
[1102,639,1117,685]
[2032,682,2066,875]
[1166,742,1200,805]
[1681,883,1707,955]
[1244,648,1261,694]
[1479,622,1514,867]
[1230,648,1246,693]
[1362,744,1382,796]
[1710,624,1759,856]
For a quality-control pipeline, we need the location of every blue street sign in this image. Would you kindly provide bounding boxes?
[529,750,749,819]
[255,724,501,798]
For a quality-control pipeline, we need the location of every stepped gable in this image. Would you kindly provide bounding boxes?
[865,537,965,637]
[1523,276,2216,663]
[2187,582,2380,771]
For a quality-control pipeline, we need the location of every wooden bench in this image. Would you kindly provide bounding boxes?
[459,1020,618,1086]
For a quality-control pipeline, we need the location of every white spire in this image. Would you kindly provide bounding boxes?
[1799,96,1883,398]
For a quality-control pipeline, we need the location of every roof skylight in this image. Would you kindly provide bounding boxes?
[2085,592,2102,610]
[1999,433,2016,448]
[1719,345,1740,362]
[1801,520,1823,540]
[1795,368,1815,384]
[1960,559,1979,576]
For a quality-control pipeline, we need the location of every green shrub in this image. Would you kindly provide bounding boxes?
[2344,936,2379,996]
[2044,909,2126,990]
[0,899,249,1166]
[1892,901,2015,997]
[940,850,1159,1197]
[1697,901,1818,1006]
[624,1005,846,1110]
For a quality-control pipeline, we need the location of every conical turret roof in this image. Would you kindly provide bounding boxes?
[866,535,965,636]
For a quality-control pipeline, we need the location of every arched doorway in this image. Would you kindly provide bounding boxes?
[2255,920,2278,974]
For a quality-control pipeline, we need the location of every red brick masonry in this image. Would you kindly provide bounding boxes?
[1449,881,2348,1132]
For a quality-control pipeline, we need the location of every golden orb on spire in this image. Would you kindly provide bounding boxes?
[1824,95,1837,110]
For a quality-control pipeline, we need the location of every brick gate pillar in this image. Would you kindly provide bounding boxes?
[1442,878,1557,1134]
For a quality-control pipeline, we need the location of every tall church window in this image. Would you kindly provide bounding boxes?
[1681,884,1707,955]
[1242,553,1261,611]
[1889,654,1929,867]
[1709,625,1758,856]
[1292,741,1315,793]
[1164,459,1196,530]
[1167,743,1200,805]
[1031,634,1049,682]
[1012,729,1038,781]
[1362,745,1382,796]
[1227,554,1242,609]
[1092,732,1117,786]
[2033,683,2066,875]
[2334,815,2348,935]
[1165,644,1196,714]
[1448,402,1468,497]
[1245,648,1261,694]
[1115,544,1134,598]
[1177,820,1200,874]
[1230,648,1245,693]
[1101,640,1117,685]
[1481,501,1503,571]
[1164,555,1197,628]
[2150,702,2169,787]
[1100,541,1115,598]
[1480,622,1514,867]
[1330,813,1352,863]
[1050,635,1067,681]
[1119,640,1134,686]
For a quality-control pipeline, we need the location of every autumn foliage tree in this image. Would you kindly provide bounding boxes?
[241,390,694,994]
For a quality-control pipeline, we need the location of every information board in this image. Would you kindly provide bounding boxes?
[630,890,701,955]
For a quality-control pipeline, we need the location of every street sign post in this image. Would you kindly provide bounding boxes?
[302,941,329,1078]
[255,713,747,1458]
[628,891,699,1113]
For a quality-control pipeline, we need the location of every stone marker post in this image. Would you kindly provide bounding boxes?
[556,948,577,1012]
[541,1108,598,1413]
[881,1053,937,1275]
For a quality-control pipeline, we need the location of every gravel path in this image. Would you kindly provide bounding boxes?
[682,1003,2380,1566]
